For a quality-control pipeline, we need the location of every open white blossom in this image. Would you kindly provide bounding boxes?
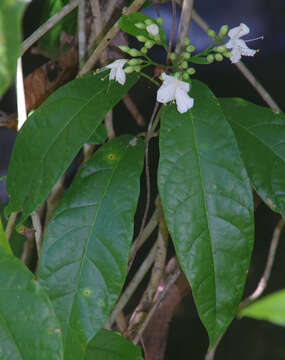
[157,73,194,114]
[225,23,257,63]
[146,24,159,36]
[106,59,128,85]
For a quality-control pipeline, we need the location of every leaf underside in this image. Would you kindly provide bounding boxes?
[158,80,254,346]
[38,135,144,360]
[220,97,285,217]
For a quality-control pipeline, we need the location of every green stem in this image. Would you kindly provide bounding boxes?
[139,71,160,87]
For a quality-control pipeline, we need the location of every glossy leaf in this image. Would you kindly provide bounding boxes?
[0,250,63,359]
[0,0,28,96]
[240,290,285,326]
[85,329,143,360]
[87,123,107,145]
[158,80,254,346]
[119,12,167,49]
[38,135,144,360]
[38,0,77,58]
[6,71,139,221]
[220,98,285,216]
[0,217,11,255]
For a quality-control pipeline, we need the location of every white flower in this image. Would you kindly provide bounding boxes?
[225,23,257,63]
[146,24,159,36]
[157,73,194,114]
[106,59,128,85]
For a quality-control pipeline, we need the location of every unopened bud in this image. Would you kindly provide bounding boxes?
[183,52,190,60]
[170,53,176,61]
[181,61,188,69]
[183,73,190,80]
[136,35,147,42]
[145,40,154,49]
[187,67,196,75]
[215,53,223,62]
[184,37,190,46]
[124,66,135,74]
[186,45,195,53]
[141,47,148,54]
[134,66,141,72]
[156,17,163,25]
[216,46,226,53]
[145,19,153,26]
[118,45,130,53]
[146,24,159,36]
[224,51,231,58]
[128,59,144,65]
[207,29,216,38]
[129,48,142,57]
[135,22,145,29]
[218,25,229,37]
[207,54,214,63]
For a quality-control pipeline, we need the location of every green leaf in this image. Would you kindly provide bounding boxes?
[6,71,139,221]
[158,80,254,347]
[85,329,143,360]
[240,290,285,326]
[220,98,285,216]
[0,250,63,359]
[189,56,210,65]
[0,217,11,255]
[87,123,107,145]
[38,135,144,360]
[38,0,77,58]
[119,12,167,49]
[0,0,28,96]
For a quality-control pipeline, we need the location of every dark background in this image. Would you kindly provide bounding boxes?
[1,1,285,359]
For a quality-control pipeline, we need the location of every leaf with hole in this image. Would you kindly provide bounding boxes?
[158,80,254,347]
[6,71,139,221]
[38,135,144,360]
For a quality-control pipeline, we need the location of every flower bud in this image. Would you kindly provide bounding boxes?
[134,66,141,72]
[136,35,147,42]
[183,37,190,46]
[216,46,226,53]
[183,52,190,60]
[118,45,130,53]
[145,19,153,26]
[183,73,190,80]
[124,66,135,74]
[128,59,144,65]
[135,22,145,29]
[218,25,229,37]
[145,40,155,49]
[129,48,142,57]
[207,29,216,37]
[224,51,232,58]
[146,24,159,36]
[215,53,223,62]
[181,61,188,69]
[156,17,163,25]
[187,67,196,75]
[186,45,195,53]
[170,53,176,61]
[141,47,148,54]
[207,54,214,63]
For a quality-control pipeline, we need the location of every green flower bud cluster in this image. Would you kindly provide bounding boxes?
[118,46,142,57]
[134,17,163,53]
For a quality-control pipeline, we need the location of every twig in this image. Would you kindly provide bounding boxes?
[191,9,282,113]
[5,212,18,241]
[204,334,223,360]
[77,0,86,69]
[78,0,148,76]
[175,0,194,54]
[16,57,27,129]
[104,110,115,139]
[31,210,42,256]
[129,206,160,263]
[127,203,169,340]
[166,0,177,63]
[104,0,120,22]
[21,0,80,56]
[104,241,158,329]
[133,268,181,344]
[240,218,284,309]
[123,94,145,127]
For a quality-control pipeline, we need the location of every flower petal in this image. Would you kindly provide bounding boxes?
[175,87,194,113]
[115,67,126,85]
[228,23,250,39]
[157,83,176,103]
[237,39,257,57]
[146,24,159,36]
